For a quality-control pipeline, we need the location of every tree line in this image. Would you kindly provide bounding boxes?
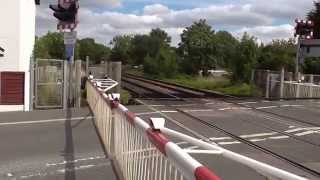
[34,2,320,82]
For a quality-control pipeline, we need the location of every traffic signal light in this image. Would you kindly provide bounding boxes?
[295,19,314,39]
[49,1,79,30]
[50,3,78,23]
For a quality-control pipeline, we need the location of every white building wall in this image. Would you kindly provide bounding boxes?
[0,0,36,111]
[20,0,36,111]
[0,1,21,71]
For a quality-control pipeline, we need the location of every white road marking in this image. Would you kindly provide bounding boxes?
[210,137,232,141]
[150,105,165,107]
[238,101,258,105]
[161,110,179,113]
[219,107,252,111]
[46,156,105,167]
[295,130,320,136]
[218,141,241,145]
[280,105,304,108]
[249,138,267,142]
[20,162,111,179]
[285,127,320,133]
[256,106,278,109]
[0,116,93,126]
[184,109,213,113]
[268,136,289,140]
[136,112,160,115]
[240,132,277,138]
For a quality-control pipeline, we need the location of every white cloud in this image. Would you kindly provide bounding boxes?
[144,4,170,15]
[36,1,315,46]
[234,24,294,43]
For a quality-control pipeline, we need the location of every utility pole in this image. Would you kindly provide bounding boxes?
[50,0,79,108]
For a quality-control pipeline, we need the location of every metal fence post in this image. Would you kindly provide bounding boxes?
[86,56,89,76]
[280,68,284,99]
[251,69,255,85]
[309,75,314,98]
[265,70,270,99]
[75,60,82,108]
[63,60,68,110]
[29,56,35,111]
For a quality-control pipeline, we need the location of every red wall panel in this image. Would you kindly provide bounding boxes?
[0,72,25,105]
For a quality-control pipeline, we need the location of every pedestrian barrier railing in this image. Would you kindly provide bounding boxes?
[283,81,320,99]
[87,79,308,180]
[87,80,220,180]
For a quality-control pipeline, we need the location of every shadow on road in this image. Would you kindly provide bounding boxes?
[63,108,76,180]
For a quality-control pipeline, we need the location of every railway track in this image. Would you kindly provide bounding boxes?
[122,73,320,178]
[124,73,320,128]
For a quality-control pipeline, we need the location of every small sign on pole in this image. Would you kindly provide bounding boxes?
[64,31,77,45]
[64,31,77,61]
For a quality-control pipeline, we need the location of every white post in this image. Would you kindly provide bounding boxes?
[309,75,314,98]
[265,70,270,99]
[280,67,284,99]
[296,84,300,98]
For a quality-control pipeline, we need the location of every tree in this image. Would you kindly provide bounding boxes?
[78,38,111,64]
[34,32,65,59]
[307,1,320,39]
[257,39,296,72]
[178,19,217,76]
[230,33,259,82]
[143,48,178,78]
[148,28,171,57]
[214,31,239,68]
[130,35,150,65]
[306,1,320,74]
[110,35,132,63]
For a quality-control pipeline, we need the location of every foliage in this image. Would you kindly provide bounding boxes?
[120,89,132,105]
[34,32,65,59]
[130,35,150,65]
[143,48,178,78]
[303,58,320,74]
[214,31,239,68]
[78,38,111,64]
[257,39,296,72]
[34,32,111,64]
[109,35,132,63]
[178,19,217,75]
[306,2,320,74]
[230,33,259,83]
[307,1,320,39]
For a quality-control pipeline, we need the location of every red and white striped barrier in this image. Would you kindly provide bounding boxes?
[87,80,220,180]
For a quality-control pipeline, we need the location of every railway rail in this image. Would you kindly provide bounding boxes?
[122,73,320,178]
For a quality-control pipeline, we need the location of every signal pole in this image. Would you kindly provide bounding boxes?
[294,19,314,81]
[50,0,79,108]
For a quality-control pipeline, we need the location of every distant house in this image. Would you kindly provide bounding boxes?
[0,0,36,111]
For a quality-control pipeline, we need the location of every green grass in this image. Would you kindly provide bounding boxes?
[161,74,262,97]
[125,68,262,97]
[120,89,132,105]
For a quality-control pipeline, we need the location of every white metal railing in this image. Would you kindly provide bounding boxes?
[283,82,320,99]
[87,80,220,180]
[87,79,308,180]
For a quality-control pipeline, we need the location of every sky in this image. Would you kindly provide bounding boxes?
[36,0,316,46]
